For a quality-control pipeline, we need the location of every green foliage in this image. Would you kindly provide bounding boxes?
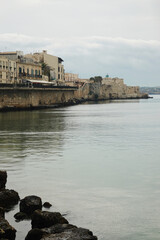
[41,62,50,79]
[90,76,102,82]
[94,76,102,81]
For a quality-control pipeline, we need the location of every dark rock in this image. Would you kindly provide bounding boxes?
[20,195,42,215]
[25,224,97,240]
[25,225,76,240]
[0,189,20,209]
[141,93,149,99]
[0,207,5,218]
[40,227,97,240]
[0,171,7,190]
[42,223,77,234]
[43,202,52,208]
[0,217,16,240]
[25,228,44,240]
[31,210,68,229]
[14,212,28,221]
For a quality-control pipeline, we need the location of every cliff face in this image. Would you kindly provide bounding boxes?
[74,78,147,100]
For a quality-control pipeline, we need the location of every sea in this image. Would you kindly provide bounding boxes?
[0,95,160,240]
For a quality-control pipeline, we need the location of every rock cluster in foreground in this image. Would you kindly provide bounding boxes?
[0,170,98,240]
[0,170,19,240]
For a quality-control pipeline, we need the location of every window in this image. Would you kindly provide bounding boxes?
[19,67,22,74]
[35,70,37,76]
[31,69,34,76]
[27,69,29,75]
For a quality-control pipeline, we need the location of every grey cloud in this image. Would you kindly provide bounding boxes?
[0,34,51,51]
[0,0,159,40]
[0,34,159,86]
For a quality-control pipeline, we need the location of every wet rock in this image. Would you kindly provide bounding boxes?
[14,212,28,221]
[20,195,42,215]
[43,202,52,209]
[0,171,7,190]
[0,217,16,240]
[25,228,44,240]
[42,223,77,234]
[25,224,97,240]
[0,207,5,218]
[40,227,97,240]
[0,189,20,209]
[31,210,68,229]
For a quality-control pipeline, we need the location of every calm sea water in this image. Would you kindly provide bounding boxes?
[0,95,160,240]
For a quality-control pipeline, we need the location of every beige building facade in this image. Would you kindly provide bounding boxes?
[65,73,79,82]
[0,57,17,83]
[0,51,43,84]
[0,51,23,61]
[25,50,65,82]
[16,59,42,83]
[102,77,124,85]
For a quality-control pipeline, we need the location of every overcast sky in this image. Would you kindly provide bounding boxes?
[0,0,160,86]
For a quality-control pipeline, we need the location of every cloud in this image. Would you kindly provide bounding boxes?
[0,33,51,50]
[14,0,67,6]
[0,33,159,86]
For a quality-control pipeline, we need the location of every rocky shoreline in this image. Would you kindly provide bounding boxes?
[0,94,150,112]
[0,170,97,240]
[0,78,150,112]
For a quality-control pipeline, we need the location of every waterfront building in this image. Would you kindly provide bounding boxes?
[25,50,65,83]
[102,77,124,85]
[64,73,91,87]
[65,73,79,82]
[16,57,42,83]
[0,57,17,83]
[0,51,23,61]
[0,51,43,83]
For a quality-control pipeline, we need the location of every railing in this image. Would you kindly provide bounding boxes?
[0,83,78,90]
[18,73,42,78]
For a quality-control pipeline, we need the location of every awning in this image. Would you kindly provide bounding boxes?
[24,79,55,84]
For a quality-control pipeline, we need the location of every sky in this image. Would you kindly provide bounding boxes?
[0,0,160,86]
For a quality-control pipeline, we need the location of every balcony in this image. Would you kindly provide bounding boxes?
[18,73,42,79]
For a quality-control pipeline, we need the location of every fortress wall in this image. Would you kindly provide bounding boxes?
[0,88,75,110]
[74,80,143,100]
[0,81,146,111]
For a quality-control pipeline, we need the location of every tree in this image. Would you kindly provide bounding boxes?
[41,62,51,80]
[90,76,102,82]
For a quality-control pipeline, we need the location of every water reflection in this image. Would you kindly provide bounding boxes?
[0,96,160,240]
[0,110,67,167]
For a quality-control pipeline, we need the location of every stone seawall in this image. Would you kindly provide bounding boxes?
[0,87,76,110]
[0,81,148,111]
